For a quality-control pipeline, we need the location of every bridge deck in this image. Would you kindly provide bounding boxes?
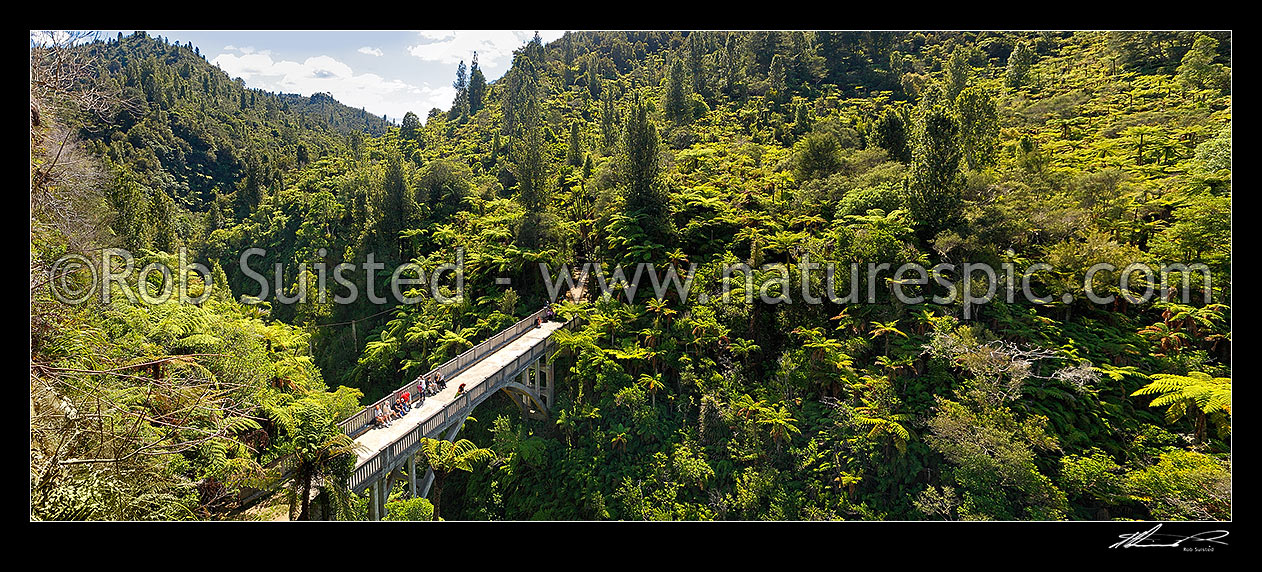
[351,319,566,468]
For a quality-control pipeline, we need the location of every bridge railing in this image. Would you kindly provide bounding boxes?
[346,315,583,493]
[338,306,554,438]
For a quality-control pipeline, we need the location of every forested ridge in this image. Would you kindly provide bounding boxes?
[30,30,1230,521]
[76,31,390,240]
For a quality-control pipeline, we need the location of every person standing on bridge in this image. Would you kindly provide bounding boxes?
[436,371,447,391]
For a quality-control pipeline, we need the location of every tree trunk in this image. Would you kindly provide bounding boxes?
[431,473,445,521]
[1196,411,1207,445]
[298,469,313,521]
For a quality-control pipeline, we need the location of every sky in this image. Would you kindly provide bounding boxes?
[38,30,566,124]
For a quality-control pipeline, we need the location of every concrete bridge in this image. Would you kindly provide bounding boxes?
[336,306,580,519]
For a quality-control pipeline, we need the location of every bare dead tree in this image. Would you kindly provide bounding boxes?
[29,31,136,357]
[30,31,122,137]
[30,30,139,243]
[922,325,1101,405]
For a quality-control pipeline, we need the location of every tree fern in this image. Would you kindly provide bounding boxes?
[1131,372,1231,442]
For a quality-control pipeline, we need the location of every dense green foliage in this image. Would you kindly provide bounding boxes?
[32,32,364,520]
[32,30,1230,521]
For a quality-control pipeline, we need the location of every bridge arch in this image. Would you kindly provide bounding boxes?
[501,382,549,416]
[411,381,550,499]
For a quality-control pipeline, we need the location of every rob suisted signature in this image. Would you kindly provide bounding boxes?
[1109,524,1229,550]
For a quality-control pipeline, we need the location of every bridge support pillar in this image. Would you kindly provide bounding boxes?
[542,359,554,409]
[515,369,533,417]
[367,481,380,521]
[376,477,387,520]
[408,455,417,499]
[524,359,547,420]
[419,470,435,500]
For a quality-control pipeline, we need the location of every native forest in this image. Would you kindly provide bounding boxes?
[29,31,1231,521]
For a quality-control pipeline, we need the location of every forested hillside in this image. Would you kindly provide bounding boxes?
[72,32,390,253]
[31,31,1230,521]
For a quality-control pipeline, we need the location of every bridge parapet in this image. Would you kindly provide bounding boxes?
[338,306,555,439]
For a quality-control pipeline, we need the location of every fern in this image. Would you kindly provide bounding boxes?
[1131,372,1231,440]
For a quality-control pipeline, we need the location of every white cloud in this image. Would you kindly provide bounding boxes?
[357,46,383,57]
[406,30,565,78]
[223,45,269,55]
[212,52,453,122]
[419,30,456,41]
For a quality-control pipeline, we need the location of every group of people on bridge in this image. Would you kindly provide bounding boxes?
[372,395,408,429]
[419,370,447,398]
[371,370,448,430]
[535,306,556,328]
